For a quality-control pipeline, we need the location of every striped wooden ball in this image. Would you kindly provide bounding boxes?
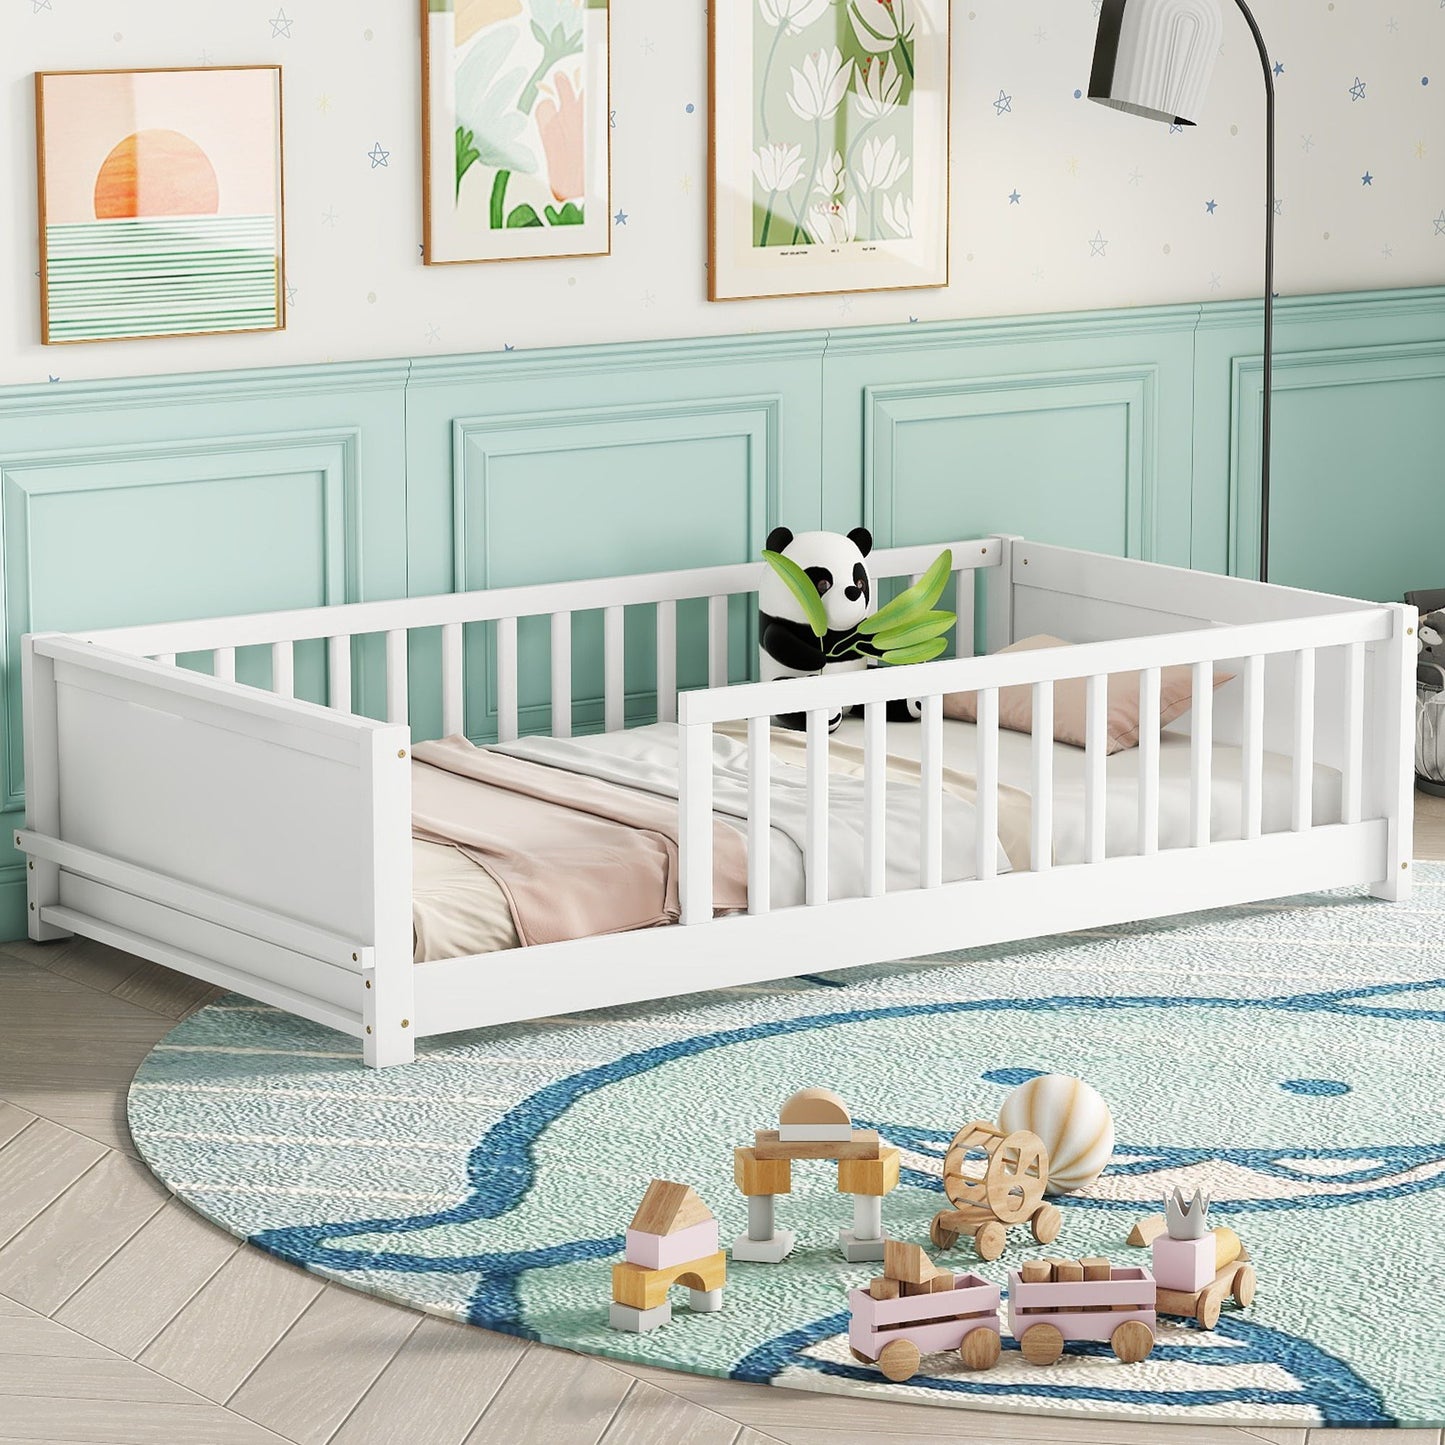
[997,1075,1114,1195]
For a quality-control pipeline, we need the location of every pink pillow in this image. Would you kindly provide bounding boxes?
[944,634,1234,754]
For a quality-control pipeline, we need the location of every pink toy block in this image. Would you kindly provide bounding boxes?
[624,1218,719,1270]
[1152,1235,1215,1293]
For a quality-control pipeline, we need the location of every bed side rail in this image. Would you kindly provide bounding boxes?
[20,634,414,1060]
[674,602,1414,922]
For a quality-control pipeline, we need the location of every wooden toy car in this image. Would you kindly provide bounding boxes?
[929,1121,1062,1261]
[1155,1246,1256,1329]
[1007,1257,1157,1366]
[848,1263,1003,1381]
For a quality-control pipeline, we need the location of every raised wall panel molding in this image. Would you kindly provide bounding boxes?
[864,366,1160,563]
[0,430,362,811]
[1227,340,1445,581]
[449,397,781,739]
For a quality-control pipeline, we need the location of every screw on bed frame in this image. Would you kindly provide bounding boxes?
[365,1026,372,1034]
[401,1019,410,1028]
[398,749,407,759]
[365,979,371,988]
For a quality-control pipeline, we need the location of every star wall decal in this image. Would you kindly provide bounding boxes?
[270,8,293,38]
[32,0,52,11]
[1349,77,1367,101]
[640,36,655,54]
[1381,243,1394,256]
[1416,141,1428,160]
[1209,272,1223,290]
[1301,134,1314,152]
[614,209,628,225]
[368,142,390,168]
[993,89,1012,116]
[425,324,441,343]
[1386,16,1399,31]
[1273,196,1284,215]
[285,281,297,306]
[1361,171,1373,185]
[1433,211,1445,235]
[1008,190,1021,204]
[1168,122,1184,135]
[317,94,332,113]
[1206,198,1218,213]
[321,207,339,227]
[1129,168,1144,185]
[1088,231,1108,257]
[1273,61,1284,77]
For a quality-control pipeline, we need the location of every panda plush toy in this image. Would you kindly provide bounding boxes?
[758,525,920,732]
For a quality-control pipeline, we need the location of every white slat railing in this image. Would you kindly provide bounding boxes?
[974,687,999,882]
[1341,641,1365,824]
[1189,659,1213,848]
[496,617,519,743]
[805,709,830,906]
[1084,673,1108,865]
[1240,655,1265,840]
[747,714,770,916]
[550,612,572,738]
[1136,666,1161,856]
[920,693,944,888]
[655,599,677,725]
[326,638,349,715]
[1030,681,1054,871]
[442,623,464,736]
[604,606,625,733]
[863,701,887,897]
[708,595,728,689]
[271,641,294,700]
[1292,648,1316,832]
[385,630,408,725]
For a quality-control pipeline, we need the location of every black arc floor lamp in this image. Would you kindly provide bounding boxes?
[1088,0,1277,582]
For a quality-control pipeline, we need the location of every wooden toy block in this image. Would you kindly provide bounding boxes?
[688,1288,723,1313]
[836,1147,901,1196]
[625,1218,719,1270]
[1152,1234,1214,1293]
[1052,1260,1084,1284]
[1213,1226,1244,1272]
[779,1123,855,1143]
[838,1229,888,1264]
[884,1240,935,1284]
[868,1277,900,1300]
[900,1279,934,1297]
[733,1147,792,1196]
[779,1086,851,1126]
[1127,1213,1168,1247]
[630,1179,713,1236]
[611,1250,726,1312]
[608,1301,671,1333]
[731,1231,795,1264]
[1020,1260,1052,1284]
[1082,1256,1112,1311]
[930,1273,957,1293]
[752,1129,880,1161]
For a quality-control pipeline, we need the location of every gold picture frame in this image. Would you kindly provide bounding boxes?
[420,0,612,266]
[708,0,950,302]
[35,65,285,346]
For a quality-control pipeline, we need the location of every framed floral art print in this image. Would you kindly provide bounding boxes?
[709,0,949,301]
[421,0,610,264]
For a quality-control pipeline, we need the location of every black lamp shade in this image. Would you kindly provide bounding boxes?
[1090,0,1224,126]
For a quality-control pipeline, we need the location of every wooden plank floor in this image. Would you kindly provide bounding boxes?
[1,793,1442,1445]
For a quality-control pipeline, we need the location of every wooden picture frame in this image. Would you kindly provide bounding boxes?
[708,0,950,302]
[421,0,611,266]
[35,66,285,346]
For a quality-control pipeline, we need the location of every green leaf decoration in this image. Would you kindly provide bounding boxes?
[455,126,481,198]
[544,202,585,226]
[857,548,953,636]
[869,610,956,652]
[879,637,949,666]
[761,550,828,638]
[505,203,545,228]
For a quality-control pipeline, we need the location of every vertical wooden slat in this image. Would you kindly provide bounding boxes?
[385,630,408,725]
[270,641,294,699]
[326,637,350,714]
[1189,659,1213,848]
[496,616,519,743]
[1342,641,1365,824]
[655,600,677,724]
[920,693,944,888]
[550,612,572,739]
[708,595,728,689]
[805,709,829,906]
[1030,680,1053,872]
[604,605,625,733]
[1292,648,1316,832]
[747,714,770,916]
[953,569,976,658]
[213,647,236,684]
[863,700,886,897]
[442,622,464,736]
[975,686,999,881]
[1137,666,1161,855]
[1241,655,1265,840]
[1084,673,1108,864]
[679,722,713,924]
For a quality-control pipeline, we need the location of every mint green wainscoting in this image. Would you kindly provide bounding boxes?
[0,285,1439,938]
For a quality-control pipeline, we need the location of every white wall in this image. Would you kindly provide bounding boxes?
[2,0,1440,385]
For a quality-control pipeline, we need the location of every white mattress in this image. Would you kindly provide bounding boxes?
[411,718,1342,961]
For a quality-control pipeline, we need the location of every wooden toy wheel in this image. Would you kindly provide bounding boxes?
[849,1347,875,1365]
[1196,1292,1223,1330]
[878,1339,921,1382]
[1233,1264,1257,1308]
[1019,1323,1065,1366]
[1030,1202,1062,1244]
[959,1327,1001,1372]
[1110,1320,1155,1364]
[930,1213,959,1251]
[973,1220,1007,1261]
[984,1131,1049,1224]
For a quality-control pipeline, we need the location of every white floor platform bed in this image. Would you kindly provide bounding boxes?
[19,537,1416,1067]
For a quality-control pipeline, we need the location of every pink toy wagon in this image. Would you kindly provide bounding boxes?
[1007,1262,1157,1366]
[847,1271,1003,1381]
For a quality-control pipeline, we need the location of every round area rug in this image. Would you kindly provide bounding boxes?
[128,866,1445,1430]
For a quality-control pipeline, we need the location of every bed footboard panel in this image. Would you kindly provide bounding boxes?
[21,635,413,1051]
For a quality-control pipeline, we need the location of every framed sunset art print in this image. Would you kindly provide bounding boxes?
[35,67,284,345]
[709,0,949,301]
[421,0,610,264]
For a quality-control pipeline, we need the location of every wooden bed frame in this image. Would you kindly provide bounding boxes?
[18,537,1417,1067]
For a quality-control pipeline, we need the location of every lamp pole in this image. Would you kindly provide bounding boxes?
[1232,0,1277,583]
